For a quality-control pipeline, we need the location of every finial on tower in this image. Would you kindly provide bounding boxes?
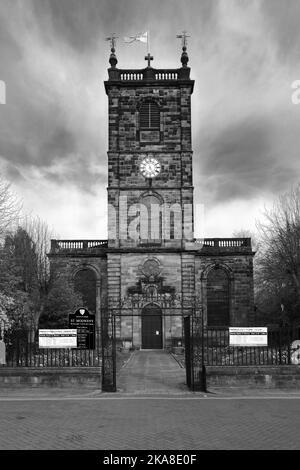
[106,33,118,68]
[176,31,190,67]
[144,53,153,68]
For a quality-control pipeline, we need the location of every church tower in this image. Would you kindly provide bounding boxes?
[105,38,194,249]
[105,37,198,348]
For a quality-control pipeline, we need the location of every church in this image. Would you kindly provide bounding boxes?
[48,38,255,350]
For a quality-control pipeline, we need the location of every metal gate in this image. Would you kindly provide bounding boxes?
[184,311,206,392]
[101,313,116,392]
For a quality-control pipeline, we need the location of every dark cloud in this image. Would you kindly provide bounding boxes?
[42,128,76,160]
[0,0,300,237]
[31,0,126,54]
[2,162,25,183]
[197,114,300,204]
[0,100,81,166]
[42,153,107,195]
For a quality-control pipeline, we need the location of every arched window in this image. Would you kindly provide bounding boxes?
[140,101,160,129]
[207,267,230,327]
[74,269,97,314]
[139,194,162,241]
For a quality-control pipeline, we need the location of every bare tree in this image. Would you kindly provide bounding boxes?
[232,228,258,250]
[20,215,58,324]
[255,184,300,324]
[0,176,21,238]
[22,215,55,291]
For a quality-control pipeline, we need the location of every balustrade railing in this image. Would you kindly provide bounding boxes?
[50,238,251,253]
[193,238,251,249]
[109,68,187,82]
[120,72,144,81]
[50,239,108,253]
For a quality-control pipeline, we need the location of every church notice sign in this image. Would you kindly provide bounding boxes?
[39,329,77,348]
[229,327,268,347]
[69,308,95,349]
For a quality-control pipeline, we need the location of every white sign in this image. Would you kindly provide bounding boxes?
[39,329,77,348]
[0,80,6,104]
[229,327,268,347]
[0,340,6,365]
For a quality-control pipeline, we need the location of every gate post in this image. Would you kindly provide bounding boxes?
[190,306,207,392]
[199,308,207,392]
[184,315,192,388]
[198,365,207,393]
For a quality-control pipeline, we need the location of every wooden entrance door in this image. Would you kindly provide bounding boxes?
[141,304,162,349]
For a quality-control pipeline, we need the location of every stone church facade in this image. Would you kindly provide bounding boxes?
[48,43,255,349]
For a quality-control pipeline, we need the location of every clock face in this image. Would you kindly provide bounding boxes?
[140,157,161,178]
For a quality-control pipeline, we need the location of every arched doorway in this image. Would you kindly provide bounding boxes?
[141,304,162,349]
[74,269,97,314]
[207,266,230,326]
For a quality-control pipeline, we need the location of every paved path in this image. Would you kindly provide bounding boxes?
[1,352,300,450]
[117,350,187,394]
[0,396,300,450]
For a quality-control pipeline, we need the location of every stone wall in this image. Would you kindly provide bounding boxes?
[106,81,194,250]
[195,254,255,326]
[108,187,194,248]
[107,85,192,153]
[107,252,185,347]
[0,367,101,389]
[204,366,300,389]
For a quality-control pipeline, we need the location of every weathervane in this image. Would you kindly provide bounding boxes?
[176,31,190,48]
[105,33,118,51]
[105,33,118,68]
[176,31,190,67]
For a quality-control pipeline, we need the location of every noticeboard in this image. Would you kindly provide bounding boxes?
[39,329,77,348]
[69,308,95,349]
[229,327,268,347]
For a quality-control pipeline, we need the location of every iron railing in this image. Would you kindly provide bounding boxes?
[1,326,102,367]
[184,316,300,391]
[190,325,300,368]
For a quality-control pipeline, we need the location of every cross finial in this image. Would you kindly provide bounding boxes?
[176,31,190,49]
[144,52,153,67]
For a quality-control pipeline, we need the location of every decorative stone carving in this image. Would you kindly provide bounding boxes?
[140,258,161,280]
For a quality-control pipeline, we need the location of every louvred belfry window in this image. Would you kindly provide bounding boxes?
[140,101,160,129]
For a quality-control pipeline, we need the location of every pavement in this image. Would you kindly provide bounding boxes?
[0,350,300,450]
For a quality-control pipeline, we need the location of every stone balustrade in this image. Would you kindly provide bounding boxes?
[50,238,252,254]
[50,239,108,253]
[106,67,191,84]
[194,238,252,249]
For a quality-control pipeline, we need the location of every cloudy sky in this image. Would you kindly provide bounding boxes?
[0,0,299,239]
